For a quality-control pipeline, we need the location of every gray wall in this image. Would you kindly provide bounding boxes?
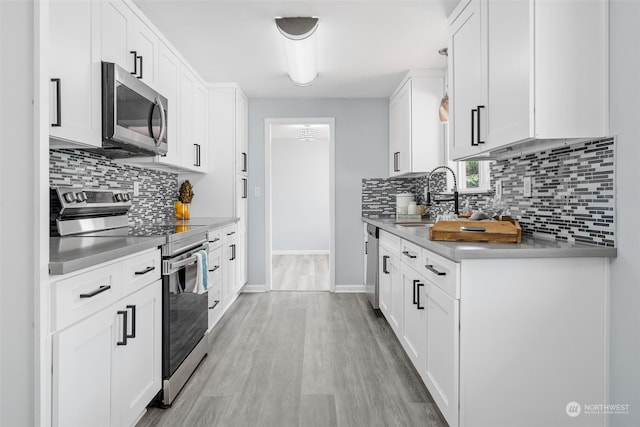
[609,1,640,425]
[1,1,35,425]
[247,98,388,287]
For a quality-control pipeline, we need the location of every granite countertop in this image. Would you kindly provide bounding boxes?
[49,216,238,276]
[363,217,617,261]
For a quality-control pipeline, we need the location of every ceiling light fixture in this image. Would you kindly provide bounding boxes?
[275,17,319,87]
[297,127,318,141]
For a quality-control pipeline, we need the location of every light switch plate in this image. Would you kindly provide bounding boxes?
[523,177,532,198]
[254,187,261,197]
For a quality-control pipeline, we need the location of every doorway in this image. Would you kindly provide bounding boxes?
[265,118,335,292]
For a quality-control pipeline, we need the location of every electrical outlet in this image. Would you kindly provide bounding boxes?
[523,177,532,198]
[133,182,140,197]
[495,179,502,197]
[254,187,261,198]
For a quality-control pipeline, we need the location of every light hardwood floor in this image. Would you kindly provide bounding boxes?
[137,292,447,427]
[272,255,329,291]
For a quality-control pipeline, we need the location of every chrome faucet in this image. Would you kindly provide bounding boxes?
[425,165,460,215]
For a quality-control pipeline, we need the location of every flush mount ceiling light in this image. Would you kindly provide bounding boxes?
[297,126,318,141]
[275,17,319,87]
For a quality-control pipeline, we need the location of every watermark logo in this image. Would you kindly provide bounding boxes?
[566,401,582,417]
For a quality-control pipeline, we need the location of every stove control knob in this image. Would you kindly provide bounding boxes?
[63,192,76,203]
[75,191,87,202]
[114,193,123,202]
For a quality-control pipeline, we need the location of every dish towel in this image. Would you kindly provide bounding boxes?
[192,250,208,294]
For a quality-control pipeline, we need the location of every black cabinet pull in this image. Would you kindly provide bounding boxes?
[51,78,61,127]
[79,285,111,298]
[242,152,248,173]
[412,279,419,305]
[208,265,220,273]
[194,144,201,166]
[393,152,400,172]
[130,51,138,75]
[231,244,236,261]
[242,178,248,199]
[425,264,446,276]
[117,310,128,346]
[126,305,136,339]
[416,283,424,310]
[365,241,368,255]
[477,105,485,144]
[226,231,236,236]
[471,108,478,146]
[209,300,220,310]
[209,237,220,243]
[382,255,390,274]
[137,55,143,79]
[134,266,155,275]
[402,250,416,259]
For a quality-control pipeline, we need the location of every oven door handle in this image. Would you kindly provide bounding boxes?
[165,254,198,274]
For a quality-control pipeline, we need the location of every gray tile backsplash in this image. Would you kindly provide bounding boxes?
[50,149,178,230]
[362,137,616,247]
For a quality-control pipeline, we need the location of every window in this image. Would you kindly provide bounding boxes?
[455,160,491,192]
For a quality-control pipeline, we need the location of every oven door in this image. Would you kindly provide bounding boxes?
[102,62,168,156]
[162,245,208,378]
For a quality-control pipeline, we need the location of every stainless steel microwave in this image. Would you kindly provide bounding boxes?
[100,62,168,158]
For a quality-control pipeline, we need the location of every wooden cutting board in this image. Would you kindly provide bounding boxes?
[429,219,522,243]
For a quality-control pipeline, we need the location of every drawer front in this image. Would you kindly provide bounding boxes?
[207,228,223,249]
[207,247,222,284]
[421,248,460,299]
[222,223,238,244]
[380,230,401,253]
[122,249,161,295]
[400,239,422,271]
[52,263,122,331]
[207,282,222,328]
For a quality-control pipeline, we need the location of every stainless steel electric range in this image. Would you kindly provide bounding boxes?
[52,187,210,407]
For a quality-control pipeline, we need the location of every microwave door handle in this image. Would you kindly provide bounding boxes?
[156,96,167,146]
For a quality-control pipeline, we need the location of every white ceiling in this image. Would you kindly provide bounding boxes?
[133,0,458,98]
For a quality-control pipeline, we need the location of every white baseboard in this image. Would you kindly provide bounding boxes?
[334,284,366,293]
[272,250,330,255]
[241,284,267,293]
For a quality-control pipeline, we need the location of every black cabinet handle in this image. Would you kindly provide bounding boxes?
[365,241,368,255]
[117,310,128,346]
[416,283,424,310]
[471,108,477,146]
[402,250,416,259]
[194,144,201,166]
[412,279,419,305]
[79,285,111,298]
[209,237,220,243]
[477,105,485,144]
[209,300,220,310]
[51,78,61,127]
[126,305,136,339]
[425,264,446,276]
[137,55,143,79]
[134,266,155,275]
[382,255,390,274]
[230,244,236,261]
[208,265,220,273]
[242,152,248,173]
[393,152,400,172]
[130,51,138,75]
[226,231,236,236]
[242,178,248,199]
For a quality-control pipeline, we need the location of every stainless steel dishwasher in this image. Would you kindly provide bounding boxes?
[365,224,380,309]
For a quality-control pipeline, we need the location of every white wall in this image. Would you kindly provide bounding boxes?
[272,138,330,253]
[1,1,36,425]
[609,1,640,425]
[248,98,388,287]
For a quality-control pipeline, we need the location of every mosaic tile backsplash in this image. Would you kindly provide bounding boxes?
[50,149,178,233]
[362,137,616,247]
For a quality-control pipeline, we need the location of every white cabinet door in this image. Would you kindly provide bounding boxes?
[389,79,411,176]
[401,263,427,372]
[192,81,208,172]
[131,19,159,87]
[388,253,403,336]
[101,0,134,73]
[223,240,237,298]
[180,68,195,169]
[49,0,101,147]
[236,91,249,176]
[448,0,485,160]
[52,306,119,427]
[423,282,460,427]
[378,247,392,316]
[116,282,162,427]
[156,42,181,167]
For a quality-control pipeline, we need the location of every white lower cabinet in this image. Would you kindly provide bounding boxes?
[400,263,427,372]
[51,249,162,427]
[378,247,392,315]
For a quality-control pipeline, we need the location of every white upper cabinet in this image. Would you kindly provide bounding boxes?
[236,92,249,176]
[49,0,102,148]
[448,0,609,160]
[389,70,446,177]
[193,82,209,172]
[156,41,182,167]
[101,0,158,88]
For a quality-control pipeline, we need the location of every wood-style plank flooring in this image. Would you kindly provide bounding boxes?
[137,292,447,427]
[272,255,329,291]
